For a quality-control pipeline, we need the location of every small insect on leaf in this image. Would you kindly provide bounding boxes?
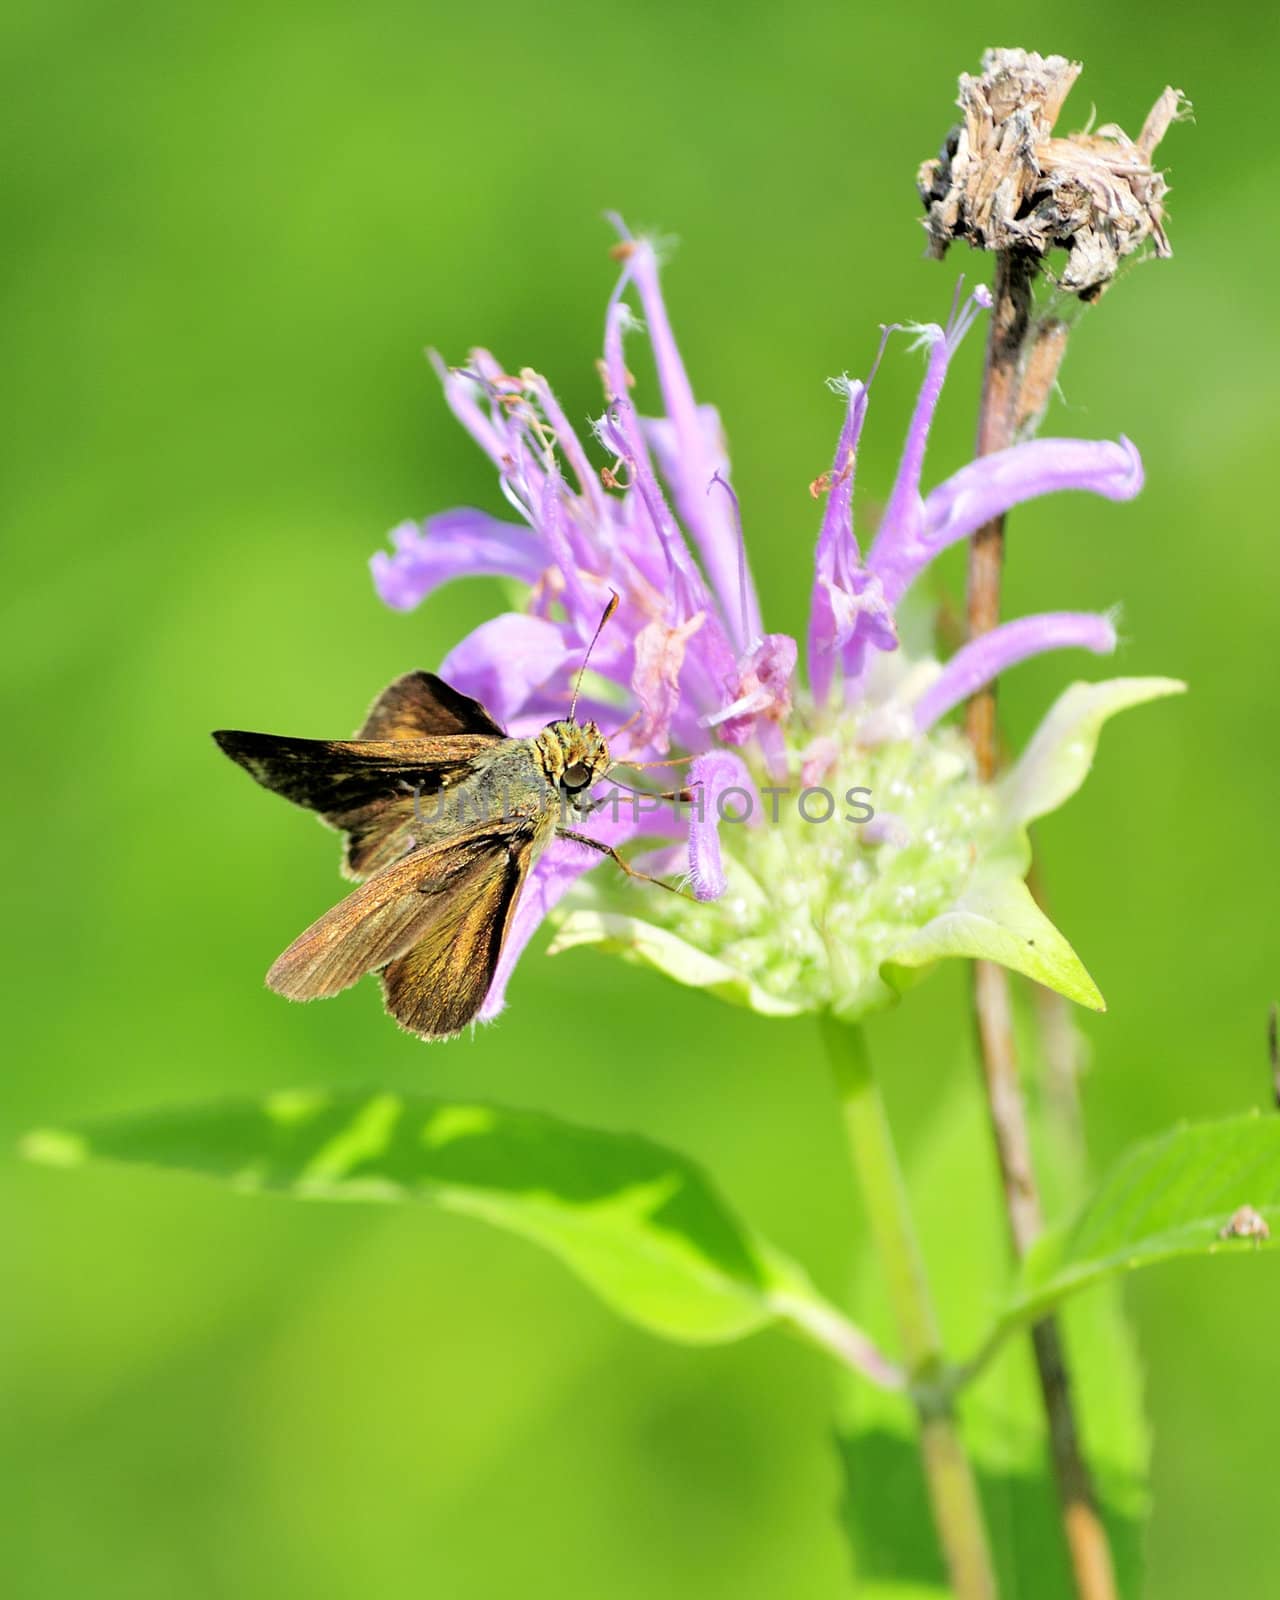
[1218,1205,1270,1243]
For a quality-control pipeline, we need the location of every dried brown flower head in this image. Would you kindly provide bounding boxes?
[918,48,1189,297]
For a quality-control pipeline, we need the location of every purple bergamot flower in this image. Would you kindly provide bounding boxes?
[371,219,1181,1023]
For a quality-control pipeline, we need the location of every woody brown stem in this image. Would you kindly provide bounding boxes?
[966,249,1035,766]
[965,250,1118,1600]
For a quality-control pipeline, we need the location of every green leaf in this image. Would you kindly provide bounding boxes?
[997,676,1185,830]
[1007,1111,1280,1326]
[549,909,806,1017]
[879,869,1104,1012]
[21,1090,860,1355]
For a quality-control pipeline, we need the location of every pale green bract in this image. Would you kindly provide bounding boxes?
[552,673,1184,1023]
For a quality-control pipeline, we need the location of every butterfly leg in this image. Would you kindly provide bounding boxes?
[556,829,695,902]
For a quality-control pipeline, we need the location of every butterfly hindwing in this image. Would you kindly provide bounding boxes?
[358,671,506,740]
[265,815,544,1038]
[379,823,540,1038]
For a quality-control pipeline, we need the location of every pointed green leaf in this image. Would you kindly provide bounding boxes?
[879,870,1104,1012]
[1006,1111,1280,1326]
[998,676,1185,830]
[549,909,806,1017]
[21,1090,870,1360]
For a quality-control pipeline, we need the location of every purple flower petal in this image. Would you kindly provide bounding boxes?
[505,696,622,739]
[808,380,871,705]
[433,353,514,471]
[686,750,762,901]
[598,295,743,726]
[439,613,578,728]
[630,612,709,753]
[618,226,762,648]
[525,371,612,528]
[436,351,559,528]
[878,328,950,541]
[754,716,789,783]
[874,436,1144,604]
[537,467,610,638]
[866,292,991,601]
[913,612,1118,732]
[599,300,704,620]
[706,633,798,747]
[371,510,546,612]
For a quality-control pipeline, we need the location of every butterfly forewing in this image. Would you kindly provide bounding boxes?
[215,668,509,882]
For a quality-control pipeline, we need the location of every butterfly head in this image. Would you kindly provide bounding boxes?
[535,720,611,811]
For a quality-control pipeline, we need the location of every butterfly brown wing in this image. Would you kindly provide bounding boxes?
[343,674,508,875]
[378,822,541,1038]
[357,671,506,740]
[216,672,506,879]
[214,729,501,880]
[219,698,502,880]
[266,816,542,1026]
[213,730,497,814]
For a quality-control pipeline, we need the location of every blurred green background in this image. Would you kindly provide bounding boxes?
[4,0,1277,1594]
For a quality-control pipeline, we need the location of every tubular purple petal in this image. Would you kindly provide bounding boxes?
[597,292,739,723]
[706,633,798,748]
[922,434,1143,560]
[867,292,992,596]
[705,470,755,650]
[874,436,1145,605]
[620,230,762,648]
[433,355,513,470]
[877,327,949,543]
[505,694,620,739]
[524,370,612,529]
[537,468,607,638]
[807,380,870,704]
[600,299,711,621]
[912,612,1118,732]
[630,611,708,754]
[371,511,545,612]
[754,716,789,782]
[815,381,869,569]
[686,751,762,902]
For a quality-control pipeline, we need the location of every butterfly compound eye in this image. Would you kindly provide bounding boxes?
[562,761,592,792]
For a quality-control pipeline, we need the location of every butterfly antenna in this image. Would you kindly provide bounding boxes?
[569,591,619,722]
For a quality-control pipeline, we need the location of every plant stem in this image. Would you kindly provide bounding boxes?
[965,249,1033,772]
[965,252,1118,1600]
[821,1014,998,1600]
[773,1288,908,1392]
